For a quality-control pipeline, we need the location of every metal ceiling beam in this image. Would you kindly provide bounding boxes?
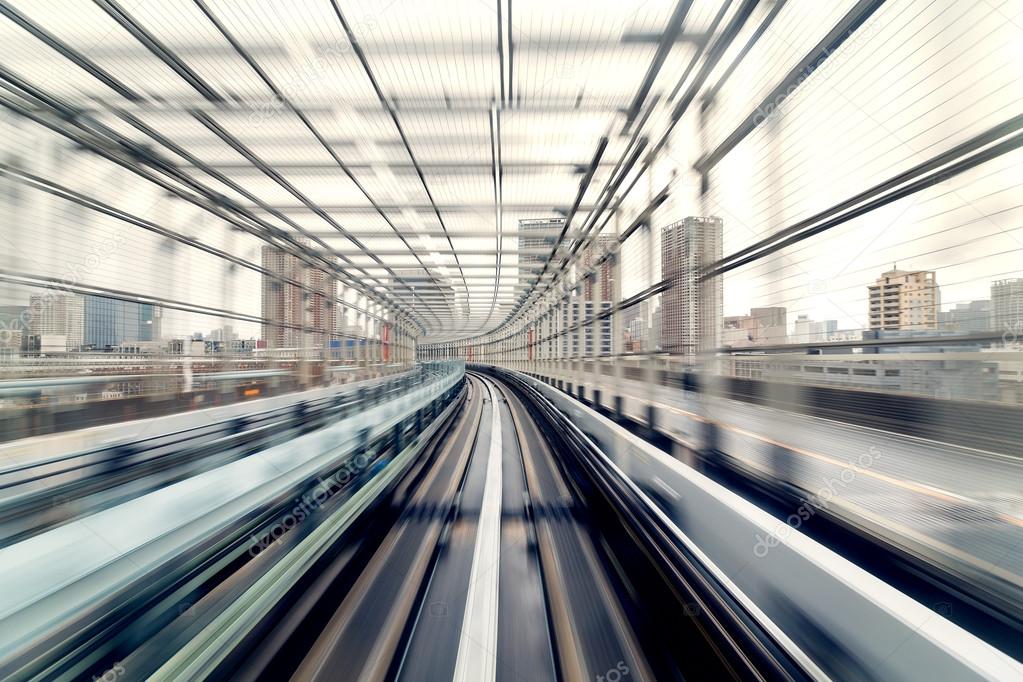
[1,36,687,60]
[98,106,439,327]
[497,0,512,106]
[655,0,761,159]
[191,0,449,326]
[370,281,534,286]
[0,1,142,101]
[622,0,695,132]
[0,164,393,324]
[191,110,443,325]
[0,75,416,323]
[178,162,609,173]
[511,0,760,326]
[355,264,545,271]
[46,99,627,115]
[385,291,522,295]
[313,248,556,256]
[330,0,472,316]
[240,204,594,213]
[695,0,887,174]
[94,0,224,103]
[486,100,505,330]
[301,230,579,239]
[96,134,615,147]
[620,30,710,44]
[376,288,532,292]
[701,0,788,105]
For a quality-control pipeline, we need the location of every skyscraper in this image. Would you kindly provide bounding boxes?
[868,269,938,330]
[723,314,757,348]
[938,300,991,334]
[750,306,788,345]
[28,293,84,349]
[992,278,1023,335]
[793,314,838,343]
[0,305,27,352]
[83,295,155,348]
[518,217,563,276]
[580,235,614,300]
[261,246,335,349]
[660,216,723,356]
[520,217,569,353]
[580,235,614,356]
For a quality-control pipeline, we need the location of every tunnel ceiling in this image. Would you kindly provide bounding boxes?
[0,0,725,341]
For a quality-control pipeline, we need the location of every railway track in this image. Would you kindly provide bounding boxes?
[253,372,801,681]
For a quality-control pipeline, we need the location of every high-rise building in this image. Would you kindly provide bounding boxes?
[992,279,1023,335]
[578,236,614,355]
[307,268,334,349]
[28,293,84,350]
[83,296,155,348]
[262,247,301,348]
[520,217,569,353]
[518,218,563,261]
[0,305,27,352]
[793,314,838,343]
[938,300,991,334]
[518,217,563,277]
[868,269,938,330]
[558,297,612,357]
[208,325,238,343]
[789,316,814,343]
[660,217,723,356]
[723,314,757,347]
[751,307,786,327]
[722,307,794,347]
[750,307,788,345]
[580,235,614,299]
[261,246,335,349]
[621,306,643,352]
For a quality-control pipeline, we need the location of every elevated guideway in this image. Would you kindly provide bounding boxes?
[0,361,1019,681]
[503,360,1023,648]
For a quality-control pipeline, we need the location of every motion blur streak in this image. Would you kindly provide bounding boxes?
[0,0,1021,680]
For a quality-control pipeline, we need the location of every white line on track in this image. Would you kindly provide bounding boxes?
[453,377,503,682]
